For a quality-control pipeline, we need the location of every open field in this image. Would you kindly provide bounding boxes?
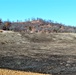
[0,31,76,74]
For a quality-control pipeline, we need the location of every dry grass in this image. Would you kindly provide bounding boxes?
[0,69,50,75]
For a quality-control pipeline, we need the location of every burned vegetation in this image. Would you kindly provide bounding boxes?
[0,18,76,33]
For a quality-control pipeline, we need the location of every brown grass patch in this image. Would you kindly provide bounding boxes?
[0,69,50,75]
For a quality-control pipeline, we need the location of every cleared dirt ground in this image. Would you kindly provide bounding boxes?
[0,31,76,75]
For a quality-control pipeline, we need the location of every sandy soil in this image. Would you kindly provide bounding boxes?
[0,69,49,75]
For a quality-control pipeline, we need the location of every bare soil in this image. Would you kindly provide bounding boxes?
[0,69,49,75]
[0,31,76,75]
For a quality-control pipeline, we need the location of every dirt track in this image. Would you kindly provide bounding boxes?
[0,31,76,75]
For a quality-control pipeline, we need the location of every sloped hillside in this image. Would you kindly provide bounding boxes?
[0,31,76,74]
[0,18,76,33]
